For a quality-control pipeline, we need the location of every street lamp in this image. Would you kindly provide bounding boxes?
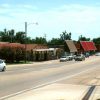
[25,22,38,63]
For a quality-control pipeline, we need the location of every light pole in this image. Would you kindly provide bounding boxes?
[25,22,38,63]
[25,22,27,63]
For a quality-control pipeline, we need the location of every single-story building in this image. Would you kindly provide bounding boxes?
[0,42,54,61]
[64,40,77,54]
[75,41,97,54]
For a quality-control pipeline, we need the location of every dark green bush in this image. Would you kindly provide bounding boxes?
[0,46,25,63]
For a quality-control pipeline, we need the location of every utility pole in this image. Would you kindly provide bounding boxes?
[44,34,46,39]
[24,21,38,63]
[25,22,27,63]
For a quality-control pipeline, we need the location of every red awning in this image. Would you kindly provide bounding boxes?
[80,41,96,51]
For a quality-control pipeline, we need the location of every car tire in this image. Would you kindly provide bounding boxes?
[2,66,6,72]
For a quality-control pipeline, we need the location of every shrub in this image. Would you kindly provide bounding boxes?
[0,46,25,63]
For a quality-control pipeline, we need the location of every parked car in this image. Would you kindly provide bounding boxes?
[0,59,6,72]
[95,52,100,56]
[60,56,69,62]
[85,53,90,58]
[74,54,85,61]
[67,54,73,60]
[65,54,74,61]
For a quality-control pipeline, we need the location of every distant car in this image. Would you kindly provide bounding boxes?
[85,53,90,58]
[74,54,85,61]
[95,52,100,56]
[60,56,69,62]
[73,55,76,59]
[0,59,6,72]
[66,54,74,61]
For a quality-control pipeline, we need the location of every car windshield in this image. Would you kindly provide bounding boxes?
[61,56,66,58]
[66,54,71,56]
[77,54,81,56]
[0,60,3,63]
[96,52,100,54]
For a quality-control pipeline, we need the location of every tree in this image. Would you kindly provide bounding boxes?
[78,35,90,41]
[48,31,72,46]
[48,38,62,45]
[8,29,15,43]
[0,47,15,63]
[32,37,47,44]
[0,29,15,42]
[0,29,10,42]
[60,31,72,41]
[15,32,26,43]
[14,47,25,62]
[0,46,25,63]
[93,37,100,44]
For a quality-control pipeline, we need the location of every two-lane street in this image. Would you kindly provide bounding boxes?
[0,56,100,100]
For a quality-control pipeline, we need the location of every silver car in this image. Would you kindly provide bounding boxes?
[0,59,6,72]
[66,54,74,61]
[74,54,85,61]
[60,56,69,62]
[95,52,100,56]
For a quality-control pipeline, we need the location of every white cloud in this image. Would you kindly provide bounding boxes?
[1,4,10,8]
[0,4,100,40]
[20,4,38,10]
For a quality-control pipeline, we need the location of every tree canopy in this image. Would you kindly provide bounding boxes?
[78,35,90,41]
[93,37,100,44]
[0,29,99,45]
[48,31,72,45]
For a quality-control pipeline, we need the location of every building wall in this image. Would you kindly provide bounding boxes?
[75,43,84,54]
[96,44,100,52]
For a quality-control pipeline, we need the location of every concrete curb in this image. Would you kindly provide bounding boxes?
[7,59,59,68]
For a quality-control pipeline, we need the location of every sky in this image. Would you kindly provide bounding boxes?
[0,0,100,40]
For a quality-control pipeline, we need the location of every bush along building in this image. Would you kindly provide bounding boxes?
[0,42,64,62]
[0,42,25,63]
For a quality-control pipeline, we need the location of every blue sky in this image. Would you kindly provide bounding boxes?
[0,0,100,40]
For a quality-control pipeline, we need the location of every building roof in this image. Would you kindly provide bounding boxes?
[0,42,48,50]
[24,44,48,51]
[80,41,97,51]
[65,40,77,52]
[0,42,23,48]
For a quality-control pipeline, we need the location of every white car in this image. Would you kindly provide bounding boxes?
[60,56,69,62]
[66,55,73,60]
[95,52,100,56]
[0,59,6,72]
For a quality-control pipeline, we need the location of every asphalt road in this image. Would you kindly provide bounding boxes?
[0,57,100,99]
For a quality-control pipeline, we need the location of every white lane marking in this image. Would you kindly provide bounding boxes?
[0,65,98,100]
